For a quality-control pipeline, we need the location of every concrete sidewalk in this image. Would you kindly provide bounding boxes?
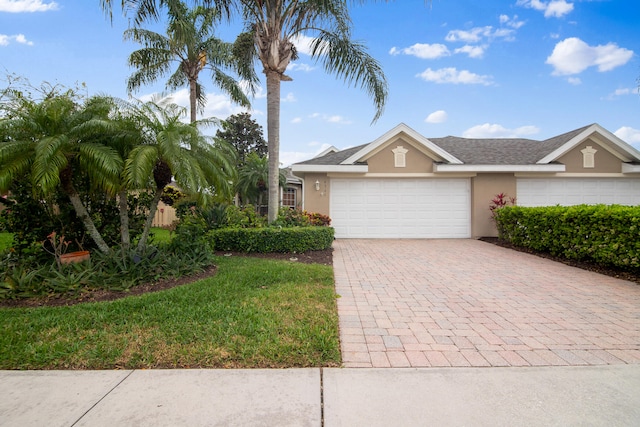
[2,365,640,426]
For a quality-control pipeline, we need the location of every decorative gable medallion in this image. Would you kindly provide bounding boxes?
[580,145,597,169]
[392,146,408,168]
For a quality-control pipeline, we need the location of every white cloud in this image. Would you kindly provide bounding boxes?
[288,63,315,72]
[281,143,334,167]
[567,77,581,85]
[546,37,634,75]
[425,110,448,124]
[517,0,574,18]
[138,89,249,123]
[0,33,33,46]
[604,87,639,100]
[463,123,540,138]
[454,45,485,58]
[389,43,450,59]
[500,14,525,29]
[416,67,493,86]
[282,92,296,103]
[445,26,515,44]
[0,0,58,12]
[614,127,640,148]
[291,34,320,56]
[308,113,352,125]
[291,117,302,124]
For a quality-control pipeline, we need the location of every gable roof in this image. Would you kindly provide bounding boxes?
[291,123,640,173]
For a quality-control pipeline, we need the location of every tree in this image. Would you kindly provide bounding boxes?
[125,0,257,123]
[102,1,390,224]
[0,90,122,254]
[122,97,237,252]
[236,152,285,211]
[215,112,267,167]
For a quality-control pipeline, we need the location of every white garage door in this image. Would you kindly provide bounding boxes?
[330,178,470,238]
[517,178,640,207]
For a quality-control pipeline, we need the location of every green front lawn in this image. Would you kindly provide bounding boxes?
[0,255,340,369]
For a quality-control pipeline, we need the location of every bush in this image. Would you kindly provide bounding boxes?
[494,204,640,270]
[208,226,335,253]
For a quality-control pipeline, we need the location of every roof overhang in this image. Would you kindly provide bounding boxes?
[622,163,640,174]
[434,164,566,173]
[537,123,640,164]
[340,123,464,165]
[291,164,369,173]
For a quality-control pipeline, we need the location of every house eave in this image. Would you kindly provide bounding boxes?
[622,163,640,174]
[291,164,369,173]
[434,164,566,173]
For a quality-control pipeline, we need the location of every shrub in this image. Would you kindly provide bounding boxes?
[225,204,267,228]
[208,226,335,253]
[494,204,640,270]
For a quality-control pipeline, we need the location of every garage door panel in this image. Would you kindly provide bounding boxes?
[330,178,470,238]
[517,178,640,207]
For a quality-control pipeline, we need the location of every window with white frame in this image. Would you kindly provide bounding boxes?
[282,188,296,208]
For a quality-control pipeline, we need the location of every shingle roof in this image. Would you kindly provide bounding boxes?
[294,124,596,166]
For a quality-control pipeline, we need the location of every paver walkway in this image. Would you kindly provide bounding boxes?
[333,239,640,368]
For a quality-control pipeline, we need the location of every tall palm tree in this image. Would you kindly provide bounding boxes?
[123,97,236,252]
[125,0,257,123]
[0,91,122,254]
[102,1,390,223]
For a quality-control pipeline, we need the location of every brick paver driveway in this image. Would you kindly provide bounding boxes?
[334,239,640,368]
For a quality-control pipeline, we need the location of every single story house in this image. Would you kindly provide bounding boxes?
[290,123,640,239]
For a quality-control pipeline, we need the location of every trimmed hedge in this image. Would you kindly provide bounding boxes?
[208,226,335,253]
[494,204,640,270]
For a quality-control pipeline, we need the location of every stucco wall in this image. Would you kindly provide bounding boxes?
[471,173,517,237]
[365,137,435,173]
[298,173,331,215]
[558,138,622,173]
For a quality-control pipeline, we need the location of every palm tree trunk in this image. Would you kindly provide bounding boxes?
[137,187,163,253]
[118,189,131,251]
[67,192,111,255]
[189,78,197,123]
[266,70,281,224]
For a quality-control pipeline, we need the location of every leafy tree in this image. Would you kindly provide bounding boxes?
[215,112,267,167]
[125,0,257,123]
[122,97,237,252]
[0,90,122,254]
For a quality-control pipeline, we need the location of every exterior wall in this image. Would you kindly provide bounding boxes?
[365,137,435,173]
[298,173,331,215]
[558,138,622,173]
[471,173,517,237]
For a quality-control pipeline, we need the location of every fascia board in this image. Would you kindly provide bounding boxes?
[434,164,566,173]
[537,124,640,164]
[340,123,464,165]
[622,163,640,174]
[291,164,369,173]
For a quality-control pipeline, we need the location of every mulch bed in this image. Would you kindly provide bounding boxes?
[0,249,333,309]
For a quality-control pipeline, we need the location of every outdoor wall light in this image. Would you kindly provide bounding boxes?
[315,180,320,191]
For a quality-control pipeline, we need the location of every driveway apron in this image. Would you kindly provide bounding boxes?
[333,239,640,368]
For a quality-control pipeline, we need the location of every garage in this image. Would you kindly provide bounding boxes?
[330,178,471,238]
[517,178,640,207]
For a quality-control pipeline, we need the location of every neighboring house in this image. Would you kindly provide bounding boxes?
[291,123,640,239]
[282,167,302,210]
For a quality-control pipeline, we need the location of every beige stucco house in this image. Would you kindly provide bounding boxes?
[291,123,640,239]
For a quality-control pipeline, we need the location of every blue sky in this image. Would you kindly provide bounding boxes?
[1,0,639,166]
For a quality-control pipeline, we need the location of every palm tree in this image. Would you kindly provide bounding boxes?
[102,0,389,224]
[125,0,257,123]
[123,97,236,252]
[0,91,122,255]
[236,152,285,211]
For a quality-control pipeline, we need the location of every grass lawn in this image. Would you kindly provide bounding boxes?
[0,232,12,251]
[0,255,340,369]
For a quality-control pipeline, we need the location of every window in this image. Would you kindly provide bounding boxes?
[282,188,296,208]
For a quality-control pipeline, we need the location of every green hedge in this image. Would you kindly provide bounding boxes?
[208,226,335,253]
[494,204,640,270]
